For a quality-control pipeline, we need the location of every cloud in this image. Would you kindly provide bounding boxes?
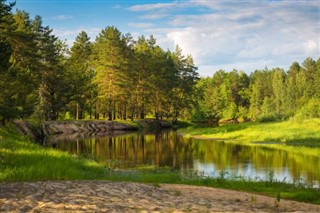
[200,59,273,77]
[128,2,182,12]
[52,15,73,20]
[304,40,318,54]
[130,0,319,75]
[139,14,168,20]
[128,22,154,29]
[52,27,101,46]
[53,27,100,38]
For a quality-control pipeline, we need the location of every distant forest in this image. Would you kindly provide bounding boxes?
[1,1,319,124]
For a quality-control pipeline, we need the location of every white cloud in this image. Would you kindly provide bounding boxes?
[128,2,189,12]
[128,3,173,11]
[304,40,318,54]
[52,27,101,46]
[52,15,73,20]
[53,27,101,38]
[199,59,274,77]
[131,0,319,75]
[139,14,168,20]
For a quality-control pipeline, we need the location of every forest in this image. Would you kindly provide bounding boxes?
[1,1,319,125]
[1,1,320,208]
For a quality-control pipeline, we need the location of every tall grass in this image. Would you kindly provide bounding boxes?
[0,125,106,182]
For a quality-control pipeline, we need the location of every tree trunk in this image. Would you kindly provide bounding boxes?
[76,103,79,120]
[108,111,112,121]
[113,101,116,120]
[140,103,145,119]
[123,104,127,120]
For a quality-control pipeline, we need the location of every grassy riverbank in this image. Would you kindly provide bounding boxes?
[179,118,320,145]
[1,124,319,205]
[0,125,107,182]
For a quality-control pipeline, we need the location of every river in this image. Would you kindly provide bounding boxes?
[46,129,320,187]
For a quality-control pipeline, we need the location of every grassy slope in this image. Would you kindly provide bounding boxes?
[1,122,319,204]
[180,118,320,144]
[179,118,320,163]
[0,125,106,182]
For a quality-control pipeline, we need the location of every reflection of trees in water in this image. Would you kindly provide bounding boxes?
[55,130,197,169]
[192,139,320,183]
[52,131,320,184]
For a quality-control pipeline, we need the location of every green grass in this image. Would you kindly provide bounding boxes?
[1,123,320,205]
[179,118,320,145]
[113,119,139,128]
[178,118,320,159]
[0,125,107,182]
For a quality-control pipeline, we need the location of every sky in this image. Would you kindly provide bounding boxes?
[14,0,320,76]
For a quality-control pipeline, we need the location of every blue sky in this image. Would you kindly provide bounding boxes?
[15,0,320,76]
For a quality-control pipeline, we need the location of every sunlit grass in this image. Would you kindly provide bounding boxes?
[179,119,320,158]
[180,118,320,144]
[114,119,139,127]
[0,125,106,182]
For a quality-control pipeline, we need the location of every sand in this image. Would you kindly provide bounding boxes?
[1,181,319,212]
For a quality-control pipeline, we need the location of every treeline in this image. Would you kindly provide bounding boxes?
[1,1,319,125]
[0,1,199,124]
[193,58,320,123]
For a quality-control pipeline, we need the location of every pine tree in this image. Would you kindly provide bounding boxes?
[170,46,199,123]
[33,16,71,120]
[67,31,95,119]
[0,4,40,123]
[93,26,128,120]
[0,0,15,123]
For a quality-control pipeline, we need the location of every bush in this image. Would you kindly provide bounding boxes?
[303,99,320,118]
[292,99,320,122]
[257,113,282,123]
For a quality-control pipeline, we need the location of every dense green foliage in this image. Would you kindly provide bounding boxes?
[0,1,199,124]
[192,60,320,123]
[1,1,318,124]
[1,126,319,204]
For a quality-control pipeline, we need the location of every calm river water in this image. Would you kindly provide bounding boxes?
[47,130,320,186]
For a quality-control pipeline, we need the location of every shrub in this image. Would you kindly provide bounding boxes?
[257,113,282,123]
[292,98,320,122]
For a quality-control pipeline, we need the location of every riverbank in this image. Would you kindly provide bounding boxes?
[179,118,320,145]
[0,125,107,181]
[1,125,320,205]
[1,181,319,212]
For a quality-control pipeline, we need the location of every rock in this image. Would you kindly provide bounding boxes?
[43,121,138,136]
[15,119,173,140]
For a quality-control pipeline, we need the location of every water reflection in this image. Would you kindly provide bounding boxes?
[47,130,320,186]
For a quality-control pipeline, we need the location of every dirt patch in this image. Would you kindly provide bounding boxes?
[1,181,319,212]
